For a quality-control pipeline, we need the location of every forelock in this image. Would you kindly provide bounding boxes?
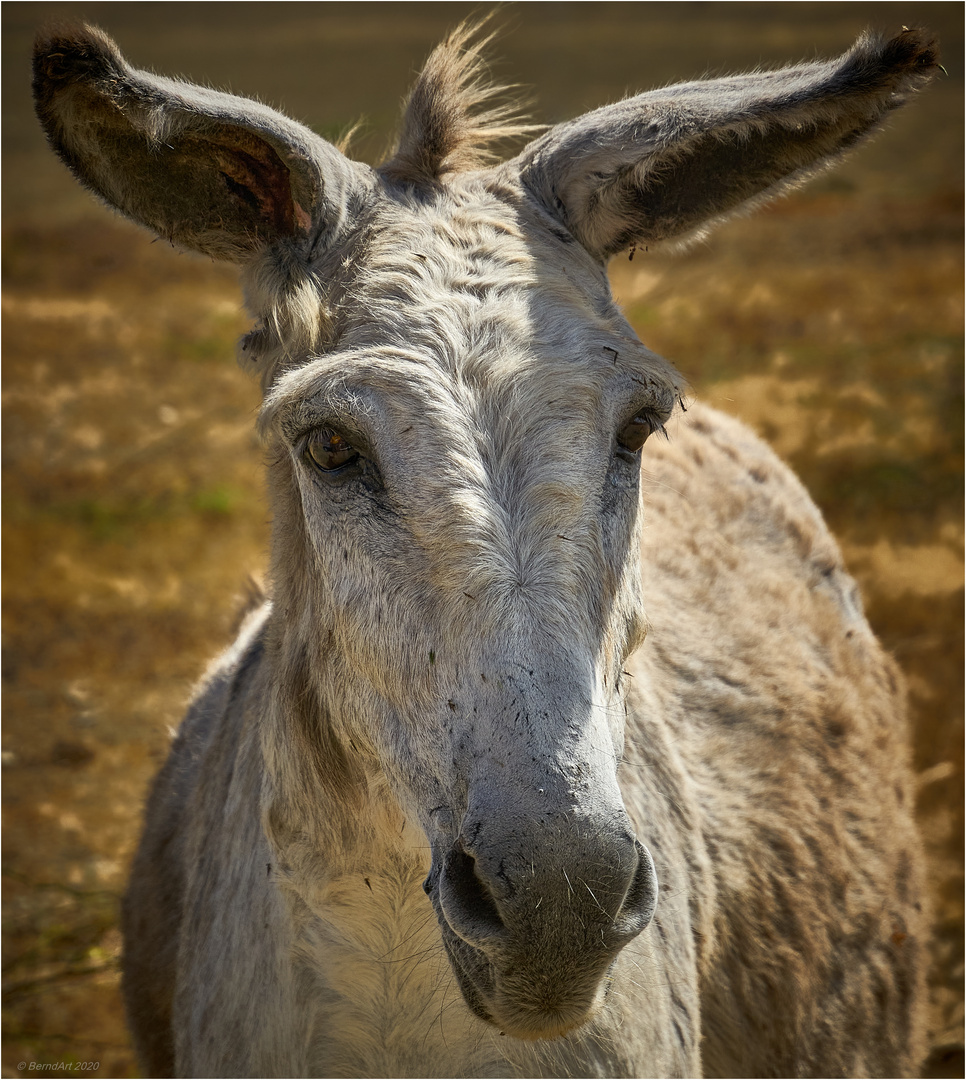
[379,17,538,185]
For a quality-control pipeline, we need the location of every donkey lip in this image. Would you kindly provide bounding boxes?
[437,926,498,1026]
[437,916,609,1040]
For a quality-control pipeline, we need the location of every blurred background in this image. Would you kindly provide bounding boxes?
[2,3,962,1076]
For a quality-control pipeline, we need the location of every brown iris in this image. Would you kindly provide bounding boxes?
[306,427,358,472]
[617,414,654,453]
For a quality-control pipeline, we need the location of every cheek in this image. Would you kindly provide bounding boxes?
[295,480,438,705]
[599,481,646,646]
[298,471,408,614]
[601,449,643,564]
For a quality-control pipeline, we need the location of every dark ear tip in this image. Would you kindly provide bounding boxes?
[884,26,941,75]
[32,22,125,86]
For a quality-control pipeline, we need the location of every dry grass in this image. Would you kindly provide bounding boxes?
[2,3,962,1076]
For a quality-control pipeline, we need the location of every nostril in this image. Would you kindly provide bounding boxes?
[613,839,659,939]
[438,843,507,950]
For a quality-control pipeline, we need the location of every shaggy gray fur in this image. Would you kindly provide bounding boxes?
[34,18,937,1078]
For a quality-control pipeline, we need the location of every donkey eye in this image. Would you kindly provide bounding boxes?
[305,427,358,473]
[617,414,654,454]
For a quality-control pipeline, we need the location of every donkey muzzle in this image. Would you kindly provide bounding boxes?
[426,811,658,1039]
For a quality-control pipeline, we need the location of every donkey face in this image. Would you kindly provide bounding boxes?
[258,176,676,1034]
[34,19,937,1039]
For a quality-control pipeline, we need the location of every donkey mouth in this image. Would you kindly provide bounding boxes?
[437,922,612,1040]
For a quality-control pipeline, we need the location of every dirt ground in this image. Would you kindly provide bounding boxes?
[3,3,962,1077]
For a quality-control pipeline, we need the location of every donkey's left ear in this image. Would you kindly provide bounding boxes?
[514,29,939,261]
[33,24,364,261]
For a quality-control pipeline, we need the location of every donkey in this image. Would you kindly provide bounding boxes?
[34,19,937,1079]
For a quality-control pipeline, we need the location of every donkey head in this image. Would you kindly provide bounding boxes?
[34,21,937,1039]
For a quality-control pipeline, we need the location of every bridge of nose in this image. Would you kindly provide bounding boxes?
[433,671,644,927]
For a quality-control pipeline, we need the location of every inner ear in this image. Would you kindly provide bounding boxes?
[181,129,311,240]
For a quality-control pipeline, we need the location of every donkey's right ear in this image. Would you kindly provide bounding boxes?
[33,24,363,261]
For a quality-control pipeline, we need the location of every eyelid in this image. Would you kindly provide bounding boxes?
[627,406,667,430]
[295,421,365,461]
[281,399,372,453]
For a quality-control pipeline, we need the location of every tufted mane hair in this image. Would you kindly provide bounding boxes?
[379,17,536,184]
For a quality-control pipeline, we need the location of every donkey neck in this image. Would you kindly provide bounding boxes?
[276,770,513,1078]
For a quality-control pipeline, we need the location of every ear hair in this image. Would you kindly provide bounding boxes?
[33,22,363,260]
[513,28,939,259]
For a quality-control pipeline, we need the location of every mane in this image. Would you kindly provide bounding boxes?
[379,17,536,184]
